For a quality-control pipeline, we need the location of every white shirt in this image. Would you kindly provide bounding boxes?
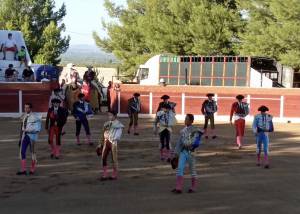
[4,39,17,48]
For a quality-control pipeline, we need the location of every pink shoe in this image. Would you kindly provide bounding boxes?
[30,160,36,174]
[110,167,118,180]
[188,177,197,193]
[171,176,183,194]
[101,166,108,181]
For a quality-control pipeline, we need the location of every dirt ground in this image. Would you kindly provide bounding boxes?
[0,114,300,214]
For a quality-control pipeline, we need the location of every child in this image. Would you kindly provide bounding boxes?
[154,103,176,161]
[252,105,274,169]
[97,111,124,180]
[17,103,42,175]
[18,46,27,67]
[72,93,93,145]
[201,93,218,139]
[172,114,203,193]
[230,95,249,149]
[45,98,68,159]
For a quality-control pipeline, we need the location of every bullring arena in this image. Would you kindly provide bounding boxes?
[0,82,300,213]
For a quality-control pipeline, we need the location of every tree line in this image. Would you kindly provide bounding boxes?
[94,0,300,75]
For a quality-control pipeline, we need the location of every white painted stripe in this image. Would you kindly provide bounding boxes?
[181,93,185,116]
[118,91,121,114]
[280,96,284,118]
[149,92,153,114]
[18,90,22,116]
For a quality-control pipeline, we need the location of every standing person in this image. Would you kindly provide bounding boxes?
[17,103,42,175]
[72,93,93,145]
[201,93,218,139]
[127,93,141,135]
[252,106,274,168]
[1,33,18,60]
[45,98,68,159]
[97,111,124,180]
[172,114,203,193]
[154,103,176,161]
[48,88,65,108]
[157,95,176,113]
[107,81,112,112]
[230,95,249,149]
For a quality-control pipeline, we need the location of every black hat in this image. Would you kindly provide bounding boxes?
[258,105,269,112]
[161,95,170,100]
[236,94,245,100]
[206,93,214,97]
[51,98,61,104]
[53,88,61,92]
[161,103,171,109]
[78,93,85,98]
[133,93,140,97]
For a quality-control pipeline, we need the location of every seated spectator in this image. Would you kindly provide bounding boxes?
[1,33,18,60]
[5,64,18,81]
[18,46,27,67]
[22,66,34,82]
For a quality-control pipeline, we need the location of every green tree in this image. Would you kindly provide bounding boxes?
[0,0,70,65]
[94,0,242,76]
[238,0,300,68]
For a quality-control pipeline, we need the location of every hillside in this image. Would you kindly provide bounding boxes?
[60,44,119,66]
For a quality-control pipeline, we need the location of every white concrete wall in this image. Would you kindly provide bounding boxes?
[139,55,160,85]
[250,68,273,88]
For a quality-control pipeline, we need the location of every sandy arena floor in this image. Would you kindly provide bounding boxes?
[0,114,299,214]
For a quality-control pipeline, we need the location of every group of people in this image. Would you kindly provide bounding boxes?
[4,63,34,82]
[0,33,28,65]
[16,90,274,194]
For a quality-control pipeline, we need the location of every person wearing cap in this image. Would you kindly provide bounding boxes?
[154,103,176,161]
[97,111,124,181]
[72,93,93,145]
[45,98,68,159]
[201,93,218,139]
[252,105,274,168]
[230,95,249,149]
[127,93,141,135]
[157,95,176,113]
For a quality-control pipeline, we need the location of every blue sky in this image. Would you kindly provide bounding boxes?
[55,0,126,46]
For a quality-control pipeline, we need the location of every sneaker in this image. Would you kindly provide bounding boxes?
[109,176,117,180]
[256,163,261,167]
[188,189,195,193]
[29,171,35,175]
[264,165,269,169]
[127,130,130,134]
[61,131,66,136]
[205,136,209,139]
[212,136,217,139]
[100,176,108,181]
[16,171,27,175]
[134,133,139,136]
[55,156,59,160]
[50,154,54,159]
[171,189,182,194]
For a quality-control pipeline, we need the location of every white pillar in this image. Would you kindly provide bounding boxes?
[280,95,284,118]
[149,92,153,114]
[18,90,22,116]
[118,91,121,114]
[247,94,251,115]
[181,93,185,116]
